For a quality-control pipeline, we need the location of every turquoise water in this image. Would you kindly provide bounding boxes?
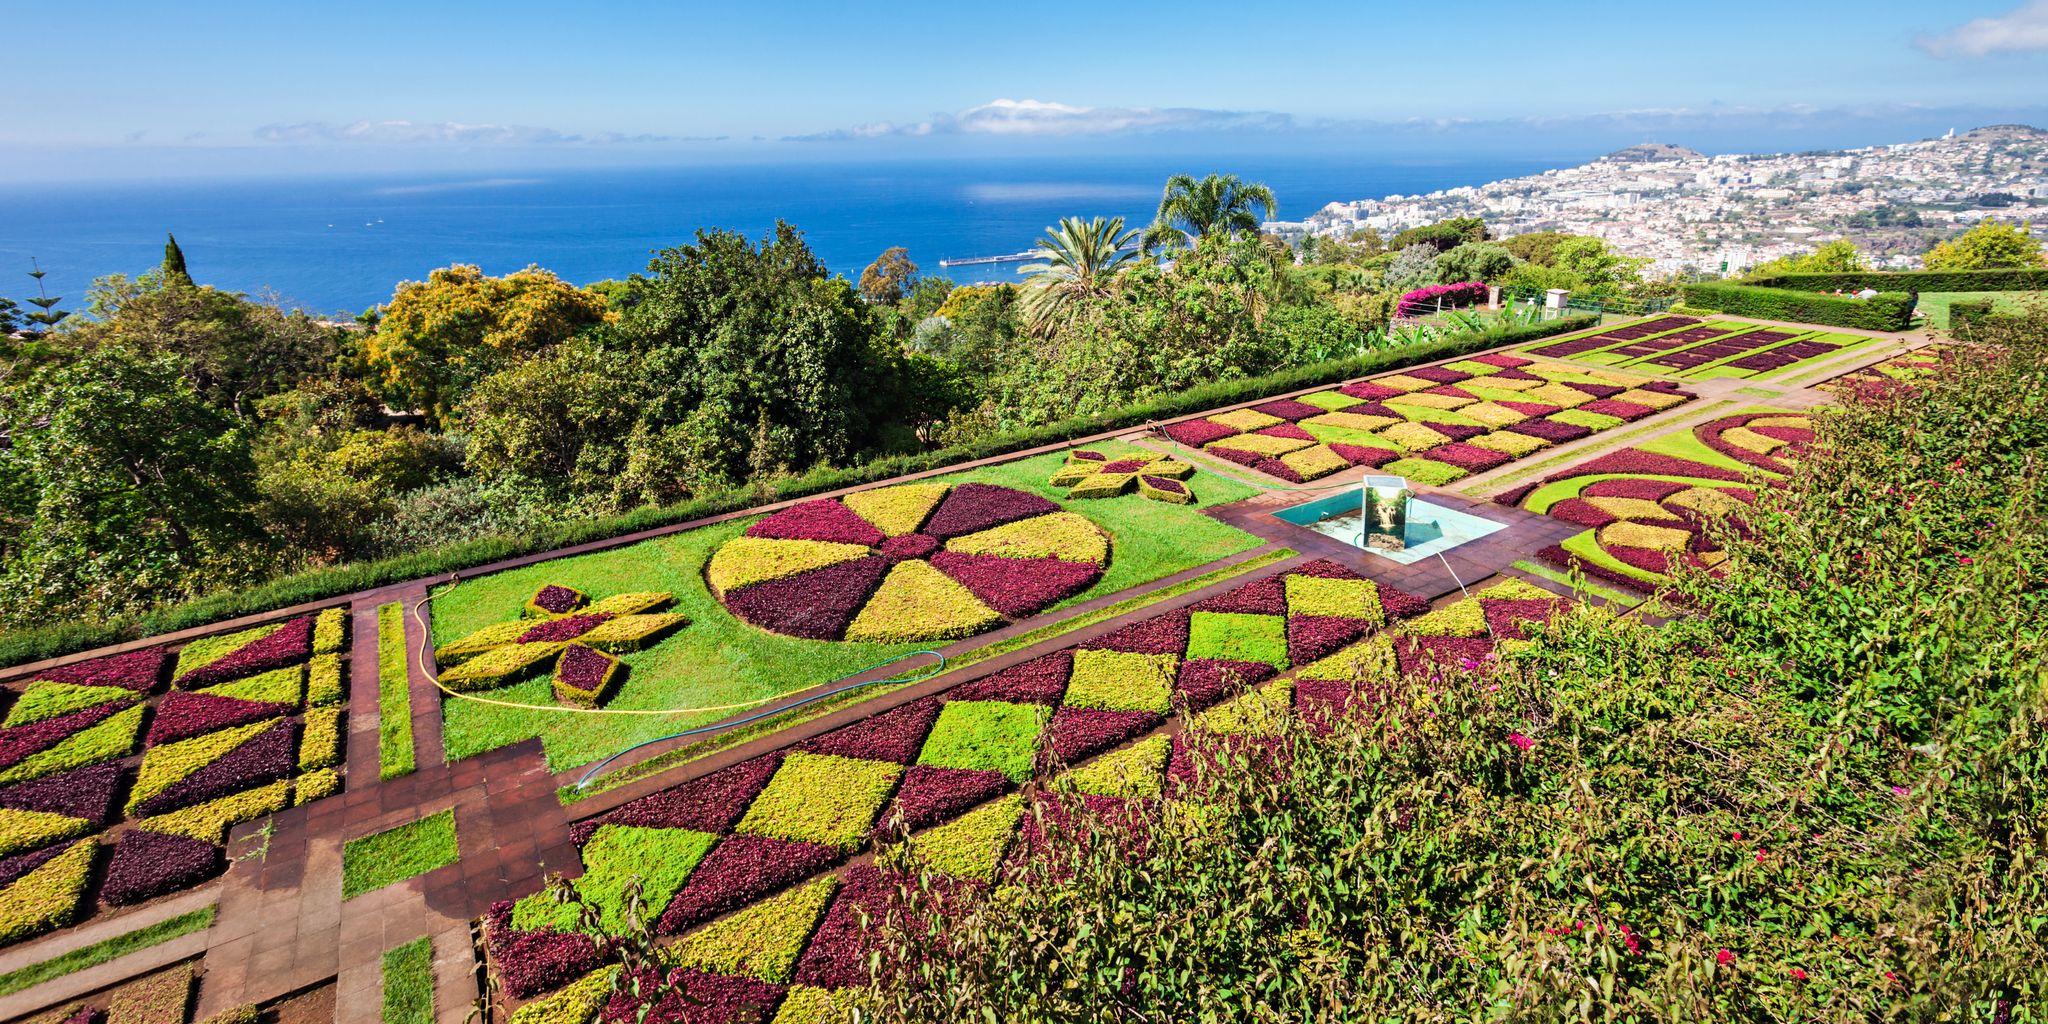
[0,155,1550,315]
[1276,489,1507,565]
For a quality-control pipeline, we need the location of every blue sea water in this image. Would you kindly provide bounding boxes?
[0,155,1551,316]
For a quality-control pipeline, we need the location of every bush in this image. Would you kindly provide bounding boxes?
[0,316,1598,672]
[1680,281,1916,331]
[1745,268,2048,294]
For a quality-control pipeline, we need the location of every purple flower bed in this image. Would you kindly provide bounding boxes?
[0,762,123,824]
[133,720,296,817]
[1483,598,1568,640]
[1193,575,1287,615]
[1507,418,1593,444]
[571,754,784,845]
[1551,448,1745,484]
[1069,449,1107,463]
[0,840,74,890]
[877,533,940,562]
[516,613,613,644]
[1343,400,1404,420]
[99,829,222,907]
[1396,281,1486,317]
[1160,419,1239,448]
[1252,399,1325,421]
[1285,615,1372,667]
[1140,475,1188,495]
[921,483,1060,540]
[1424,442,1513,473]
[926,551,1101,618]
[175,618,314,689]
[34,649,169,693]
[1080,609,1189,655]
[1337,381,1403,402]
[1095,459,1149,473]
[1253,458,1305,483]
[599,969,782,1024]
[1378,585,1431,621]
[946,651,1071,704]
[746,499,885,546]
[145,693,287,748]
[486,901,606,999]
[1037,707,1162,773]
[1547,498,1619,529]
[886,765,1012,835]
[657,834,842,934]
[0,702,130,772]
[554,644,620,706]
[1406,366,1473,385]
[1175,658,1277,710]
[1329,443,1400,468]
[1570,381,1628,400]
[1497,400,1563,417]
[722,556,890,640]
[1577,399,1656,421]
[793,865,901,990]
[1582,478,1690,502]
[530,585,586,615]
[1426,422,1489,443]
[1254,423,1315,442]
[799,697,942,764]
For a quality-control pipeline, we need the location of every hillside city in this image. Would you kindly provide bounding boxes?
[1277,124,2048,276]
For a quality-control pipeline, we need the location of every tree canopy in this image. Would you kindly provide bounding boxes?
[1923,219,2046,271]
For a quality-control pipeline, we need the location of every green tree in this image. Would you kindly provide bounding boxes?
[1389,217,1488,253]
[365,264,608,424]
[21,260,68,336]
[859,247,919,306]
[1143,173,1278,253]
[162,233,193,287]
[1384,244,1441,292]
[1746,238,1866,277]
[0,348,260,619]
[1431,242,1517,284]
[1019,216,1143,335]
[1551,236,1648,291]
[459,336,646,507]
[1923,219,2046,271]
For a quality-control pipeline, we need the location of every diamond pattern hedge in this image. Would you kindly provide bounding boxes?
[1158,354,1696,484]
[0,607,349,947]
[486,560,1590,1024]
[1493,412,1813,591]
[705,482,1111,644]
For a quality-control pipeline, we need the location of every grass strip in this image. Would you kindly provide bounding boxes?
[377,602,416,780]
[342,809,458,900]
[381,936,435,1024]
[557,547,1296,804]
[0,907,215,997]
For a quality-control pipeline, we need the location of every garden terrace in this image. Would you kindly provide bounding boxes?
[1515,314,1885,381]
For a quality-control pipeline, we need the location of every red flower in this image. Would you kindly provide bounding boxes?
[1716,948,1735,967]
[1507,732,1535,751]
[1790,967,1808,982]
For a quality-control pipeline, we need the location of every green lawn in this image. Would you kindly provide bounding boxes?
[381,937,435,1024]
[1917,291,2047,329]
[0,908,214,997]
[377,602,416,780]
[342,809,459,899]
[433,441,1264,769]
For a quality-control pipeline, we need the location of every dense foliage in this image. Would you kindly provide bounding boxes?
[863,312,2048,1020]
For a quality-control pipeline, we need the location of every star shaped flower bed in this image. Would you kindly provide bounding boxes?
[433,587,686,699]
[704,482,1112,644]
[1047,450,1197,504]
[486,562,1582,1024]
[1156,354,1695,485]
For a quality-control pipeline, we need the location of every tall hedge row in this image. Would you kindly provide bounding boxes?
[1745,268,2048,294]
[1680,281,1916,332]
[0,315,1598,671]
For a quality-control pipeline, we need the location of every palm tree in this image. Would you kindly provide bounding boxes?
[1142,173,1278,253]
[1018,216,1141,335]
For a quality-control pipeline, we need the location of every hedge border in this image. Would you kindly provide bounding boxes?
[1679,282,1914,332]
[0,316,1596,673]
[1746,268,2048,294]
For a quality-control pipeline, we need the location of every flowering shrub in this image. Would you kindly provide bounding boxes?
[1396,281,1488,317]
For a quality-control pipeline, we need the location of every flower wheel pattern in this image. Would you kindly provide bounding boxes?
[706,482,1111,643]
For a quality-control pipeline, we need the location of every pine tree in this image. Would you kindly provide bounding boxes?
[162,233,193,286]
[22,259,67,336]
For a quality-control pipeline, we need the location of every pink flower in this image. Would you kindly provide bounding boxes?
[1619,924,1641,956]
[1959,555,1974,566]
[1508,732,1535,751]
[1755,849,1768,863]
[1891,785,1910,797]
[1790,967,1808,982]
[1716,949,1735,967]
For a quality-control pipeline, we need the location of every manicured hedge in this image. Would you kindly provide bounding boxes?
[1746,268,2048,293]
[0,316,1598,672]
[1680,281,1915,332]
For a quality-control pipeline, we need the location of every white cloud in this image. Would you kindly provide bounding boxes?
[790,98,1293,141]
[1917,0,2048,58]
[252,120,694,145]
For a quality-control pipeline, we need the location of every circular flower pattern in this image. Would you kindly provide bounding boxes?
[706,482,1112,643]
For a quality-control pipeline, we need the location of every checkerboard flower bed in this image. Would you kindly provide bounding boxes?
[706,482,1109,643]
[1158,358,1693,484]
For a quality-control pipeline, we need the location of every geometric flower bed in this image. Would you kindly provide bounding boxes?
[487,564,1571,1024]
[1518,315,1878,381]
[1158,355,1694,485]
[1492,412,1814,591]
[432,588,689,701]
[1820,343,1959,401]
[1048,450,1197,504]
[704,482,1112,644]
[0,607,349,948]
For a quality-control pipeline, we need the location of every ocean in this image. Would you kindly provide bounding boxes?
[0,155,1553,316]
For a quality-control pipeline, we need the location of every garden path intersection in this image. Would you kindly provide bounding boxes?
[0,312,1929,1024]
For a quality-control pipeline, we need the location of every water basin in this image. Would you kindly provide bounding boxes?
[1274,488,1507,565]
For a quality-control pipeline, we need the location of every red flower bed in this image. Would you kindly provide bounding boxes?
[516,613,613,644]
[797,698,942,764]
[1484,598,1570,640]
[1285,615,1373,666]
[1160,419,1238,447]
[1405,365,1473,385]
[598,969,782,1024]
[1080,609,1190,655]
[792,866,926,990]
[1192,575,1286,615]
[1254,458,1305,483]
[1471,352,1532,368]
[1254,423,1315,442]
[0,842,72,890]
[946,652,1071,704]
[1252,399,1325,421]
[486,901,605,999]
[1174,659,1276,710]
[1496,400,1562,417]
[657,835,842,934]
[1424,442,1512,472]
[1330,443,1399,468]
[1394,636,1497,677]
[921,483,1060,539]
[876,533,940,561]
[1576,399,1656,421]
[1548,499,1618,529]
[1095,459,1150,473]
[530,585,586,615]
[99,829,222,907]
[747,499,885,546]
[1507,418,1593,443]
[176,618,314,689]
[145,693,286,748]
[924,551,1102,618]
[1140,475,1188,495]
[1550,449,1745,484]
[1537,544,1652,593]
[721,556,890,640]
[34,649,168,693]
[0,762,123,824]
[0,702,130,772]
[1425,422,1489,443]
[1037,708,1162,772]
[886,766,1012,834]
[569,755,784,845]
[1582,478,1690,501]
[1338,381,1403,402]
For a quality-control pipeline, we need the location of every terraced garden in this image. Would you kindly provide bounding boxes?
[1516,314,1882,380]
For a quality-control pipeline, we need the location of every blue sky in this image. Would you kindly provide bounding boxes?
[3,0,2045,181]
